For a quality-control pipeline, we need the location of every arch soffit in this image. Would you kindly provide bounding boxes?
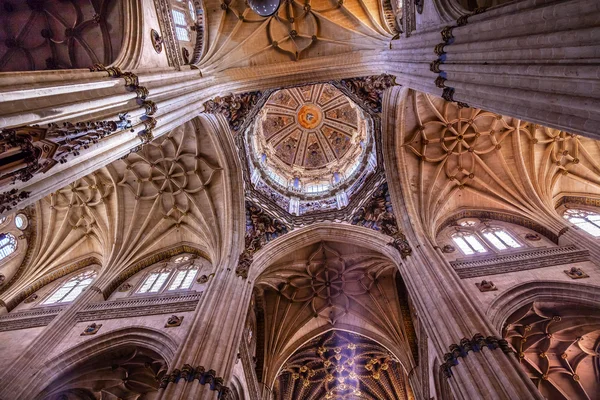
[486,280,600,333]
[102,242,210,299]
[249,222,402,282]
[435,208,560,245]
[196,113,246,263]
[266,325,414,391]
[2,255,101,311]
[32,326,178,399]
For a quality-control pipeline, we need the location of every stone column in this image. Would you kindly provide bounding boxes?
[388,0,600,140]
[156,260,253,400]
[0,278,108,399]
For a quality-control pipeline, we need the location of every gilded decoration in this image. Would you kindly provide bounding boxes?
[203,91,262,132]
[275,330,407,400]
[504,302,600,398]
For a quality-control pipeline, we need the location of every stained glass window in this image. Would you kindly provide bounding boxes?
[172,10,190,41]
[452,232,487,255]
[482,229,521,250]
[137,267,172,294]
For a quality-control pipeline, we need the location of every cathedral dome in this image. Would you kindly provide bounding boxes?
[248,84,374,207]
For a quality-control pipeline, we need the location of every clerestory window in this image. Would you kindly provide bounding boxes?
[136,261,198,294]
[172,9,190,41]
[42,270,97,305]
[564,209,600,237]
[0,233,16,261]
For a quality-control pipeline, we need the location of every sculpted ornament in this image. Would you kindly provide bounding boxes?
[352,183,411,258]
[203,91,262,132]
[236,202,289,279]
[81,323,102,336]
[0,115,131,186]
[165,315,184,327]
[340,74,396,113]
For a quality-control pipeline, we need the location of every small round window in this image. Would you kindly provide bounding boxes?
[15,213,28,230]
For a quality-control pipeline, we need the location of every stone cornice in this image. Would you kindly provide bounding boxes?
[450,245,589,278]
[0,293,201,332]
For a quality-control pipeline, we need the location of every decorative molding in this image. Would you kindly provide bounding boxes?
[440,333,512,378]
[0,305,64,332]
[76,292,201,322]
[556,195,600,209]
[159,365,230,398]
[203,91,262,132]
[450,245,589,278]
[151,0,183,68]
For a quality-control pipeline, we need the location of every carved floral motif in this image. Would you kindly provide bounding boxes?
[340,74,396,113]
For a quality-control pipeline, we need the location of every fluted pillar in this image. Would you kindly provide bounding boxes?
[388,0,600,139]
[156,259,253,400]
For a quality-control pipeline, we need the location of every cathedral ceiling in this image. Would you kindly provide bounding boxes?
[255,241,415,386]
[0,118,238,303]
[503,301,600,400]
[199,0,392,72]
[395,89,600,240]
[0,0,124,72]
[274,330,408,400]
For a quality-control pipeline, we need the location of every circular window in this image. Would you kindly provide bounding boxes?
[15,213,28,230]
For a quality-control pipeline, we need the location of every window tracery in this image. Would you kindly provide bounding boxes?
[136,256,199,295]
[0,233,17,261]
[447,219,524,256]
[41,270,97,305]
[563,208,600,237]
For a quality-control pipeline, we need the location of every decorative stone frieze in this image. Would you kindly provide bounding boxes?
[203,91,262,132]
[159,365,231,398]
[440,334,512,378]
[450,245,589,279]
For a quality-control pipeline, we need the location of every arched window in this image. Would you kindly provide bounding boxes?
[564,209,600,237]
[0,233,17,260]
[451,231,487,255]
[136,257,199,295]
[172,9,190,41]
[42,270,97,305]
[481,228,521,250]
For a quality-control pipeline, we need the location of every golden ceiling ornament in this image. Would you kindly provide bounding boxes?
[277,330,406,400]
